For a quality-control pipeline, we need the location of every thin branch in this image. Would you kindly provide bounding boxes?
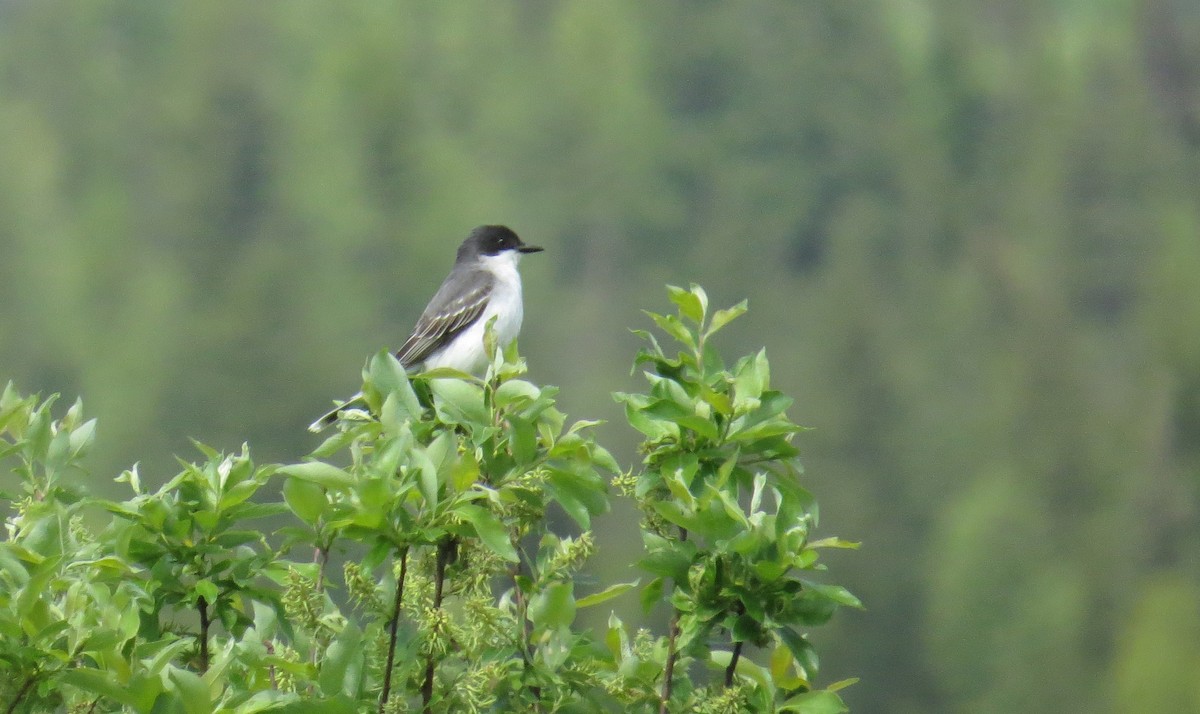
[511,563,531,654]
[512,550,542,712]
[724,640,743,688]
[313,542,330,593]
[659,527,687,714]
[422,540,452,713]
[379,547,409,714]
[659,611,680,714]
[5,674,37,714]
[311,542,330,668]
[263,640,278,690]
[197,595,211,673]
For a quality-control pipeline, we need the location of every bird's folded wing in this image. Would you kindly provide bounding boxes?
[395,275,493,366]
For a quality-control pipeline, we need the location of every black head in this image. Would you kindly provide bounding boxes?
[459,225,543,260]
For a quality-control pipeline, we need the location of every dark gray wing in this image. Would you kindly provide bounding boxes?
[395,268,493,367]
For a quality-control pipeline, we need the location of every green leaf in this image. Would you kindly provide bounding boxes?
[60,668,152,709]
[640,577,665,612]
[802,580,864,608]
[827,677,860,693]
[274,697,357,714]
[495,379,540,407]
[711,485,751,529]
[228,691,292,713]
[455,504,518,561]
[413,446,439,507]
[225,502,288,522]
[17,560,57,616]
[587,442,621,475]
[650,499,703,533]
[644,310,697,351]
[379,392,407,432]
[68,417,98,461]
[663,469,696,508]
[146,639,196,674]
[168,667,213,714]
[729,418,801,444]
[778,627,820,679]
[700,386,734,416]
[630,327,666,359]
[367,350,420,418]
[728,392,798,442]
[615,396,678,441]
[643,400,719,440]
[312,429,357,459]
[752,559,789,581]
[545,466,609,529]
[277,462,354,491]
[545,485,591,530]
[637,539,695,581]
[770,643,809,690]
[732,348,770,411]
[667,284,707,325]
[508,415,538,465]
[732,613,765,642]
[605,613,629,662]
[807,537,861,550]
[282,477,326,525]
[431,378,488,426]
[218,481,259,513]
[706,299,748,337]
[26,399,54,460]
[195,579,219,604]
[787,588,839,627]
[46,428,71,472]
[419,366,477,380]
[576,580,638,609]
[780,690,848,714]
[529,581,576,629]
[213,529,266,548]
[319,621,365,699]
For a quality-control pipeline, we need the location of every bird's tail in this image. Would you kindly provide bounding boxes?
[308,392,366,433]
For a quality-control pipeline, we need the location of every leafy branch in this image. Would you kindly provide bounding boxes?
[0,285,857,713]
[615,284,862,712]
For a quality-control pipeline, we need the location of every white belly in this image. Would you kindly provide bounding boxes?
[423,252,524,376]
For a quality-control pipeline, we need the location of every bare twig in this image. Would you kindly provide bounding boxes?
[660,611,680,714]
[5,674,37,714]
[197,596,211,673]
[311,542,330,668]
[512,551,543,712]
[379,547,409,714]
[422,540,452,713]
[724,640,743,688]
[659,527,688,714]
[313,543,329,593]
[264,640,278,690]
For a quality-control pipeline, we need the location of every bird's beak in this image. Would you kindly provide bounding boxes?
[518,244,544,254]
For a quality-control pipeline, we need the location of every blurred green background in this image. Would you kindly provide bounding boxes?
[2,1,1199,711]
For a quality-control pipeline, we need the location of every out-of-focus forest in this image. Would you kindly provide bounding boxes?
[1,1,1198,712]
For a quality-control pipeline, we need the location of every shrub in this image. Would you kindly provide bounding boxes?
[0,285,857,714]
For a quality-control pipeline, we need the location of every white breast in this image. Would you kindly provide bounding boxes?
[423,251,525,376]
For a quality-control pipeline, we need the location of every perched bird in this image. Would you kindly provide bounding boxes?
[308,225,543,432]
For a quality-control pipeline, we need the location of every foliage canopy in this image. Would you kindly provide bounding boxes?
[0,286,857,714]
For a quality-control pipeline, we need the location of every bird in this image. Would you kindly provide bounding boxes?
[308,224,543,432]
